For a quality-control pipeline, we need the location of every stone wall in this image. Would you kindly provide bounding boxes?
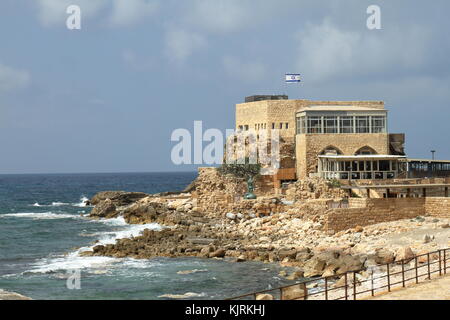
[324,197,450,233]
[192,167,284,216]
[425,198,450,218]
[191,167,246,216]
[285,177,347,201]
[235,101,268,132]
[325,198,426,233]
[235,100,299,139]
[296,133,390,179]
[236,98,388,179]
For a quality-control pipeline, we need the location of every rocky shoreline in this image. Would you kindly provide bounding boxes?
[0,289,32,300]
[83,186,450,282]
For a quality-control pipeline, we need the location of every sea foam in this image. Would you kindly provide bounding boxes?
[1,212,78,220]
[29,196,91,208]
[26,217,163,274]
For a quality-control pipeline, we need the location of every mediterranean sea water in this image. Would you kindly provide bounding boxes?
[0,172,291,300]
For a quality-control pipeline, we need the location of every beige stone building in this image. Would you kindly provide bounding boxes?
[235,95,450,185]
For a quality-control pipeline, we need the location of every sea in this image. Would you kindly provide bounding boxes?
[0,172,292,300]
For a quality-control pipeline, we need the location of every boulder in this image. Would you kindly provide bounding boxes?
[278,270,288,277]
[281,284,306,300]
[321,266,336,277]
[374,248,395,265]
[295,248,313,263]
[286,270,304,281]
[209,249,226,258]
[395,247,415,263]
[423,234,434,244]
[333,276,346,288]
[226,213,236,220]
[335,254,366,274]
[256,294,274,300]
[90,191,148,206]
[278,249,297,260]
[90,199,116,218]
[90,191,125,205]
[0,289,32,300]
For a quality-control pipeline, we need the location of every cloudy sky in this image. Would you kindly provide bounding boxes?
[0,0,449,174]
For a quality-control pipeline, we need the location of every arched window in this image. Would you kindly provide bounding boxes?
[355,146,377,155]
[320,146,343,156]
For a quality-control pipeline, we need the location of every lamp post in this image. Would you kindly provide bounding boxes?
[431,150,436,160]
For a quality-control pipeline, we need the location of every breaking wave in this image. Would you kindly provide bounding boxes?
[25,218,162,274]
[29,196,91,208]
[1,212,79,220]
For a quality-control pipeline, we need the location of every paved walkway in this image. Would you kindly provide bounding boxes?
[368,274,450,300]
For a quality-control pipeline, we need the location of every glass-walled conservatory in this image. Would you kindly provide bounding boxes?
[296,107,387,134]
[318,155,406,180]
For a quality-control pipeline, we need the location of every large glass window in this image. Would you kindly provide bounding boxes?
[324,116,338,133]
[296,113,387,135]
[391,161,397,171]
[379,160,390,171]
[372,161,378,171]
[339,116,354,133]
[300,117,306,133]
[307,117,322,134]
[372,116,386,133]
[356,116,370,133]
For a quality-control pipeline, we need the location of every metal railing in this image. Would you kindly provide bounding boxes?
[228,248,449,300]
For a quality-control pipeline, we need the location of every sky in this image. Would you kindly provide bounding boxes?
[0,0,449,174]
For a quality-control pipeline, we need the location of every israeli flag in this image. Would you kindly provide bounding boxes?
[285,73,301,83]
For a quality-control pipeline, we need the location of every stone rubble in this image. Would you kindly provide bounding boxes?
[82,168,450,294]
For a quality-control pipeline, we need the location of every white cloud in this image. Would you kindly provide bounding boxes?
[183,0,296,34]
[295,19,432,84]
[223,56,266,83]
[0,63,31,93]
[185,0,249,34]
[164,29,207,63]
[109,0,159,27]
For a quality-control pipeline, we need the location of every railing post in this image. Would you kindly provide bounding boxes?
[401,259,405,287]
[387,263,391,292]
[303,283,308,300]
[325,277,328,300]
[280,288,283,300]
[415,256,419,284]
[353,271,357,300]
[371,269,374,296]
[344,273,348,300]
[427,253,431,280]
[439,250,442,276]
[444,250,447,273]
